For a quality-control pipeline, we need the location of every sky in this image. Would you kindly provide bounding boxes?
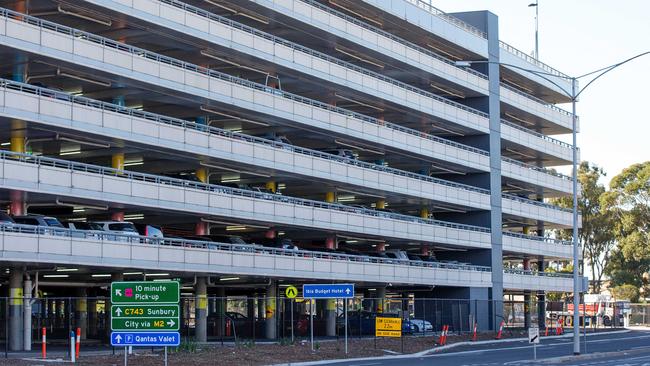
[432,0,650,185]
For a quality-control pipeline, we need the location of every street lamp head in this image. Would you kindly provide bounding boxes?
[528,3,538,7]
[454,61,473,67]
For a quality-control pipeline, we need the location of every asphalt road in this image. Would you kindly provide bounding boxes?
[324,330,650,366]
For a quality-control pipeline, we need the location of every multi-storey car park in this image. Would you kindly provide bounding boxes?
[0,0,579,349]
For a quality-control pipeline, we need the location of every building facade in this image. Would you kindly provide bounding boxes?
[0,0,576,348]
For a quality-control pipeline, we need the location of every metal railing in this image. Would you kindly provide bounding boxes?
[501,83,573,118]
[504,268,573,279]
[0,223,492,272]
[502,231,572,246]
[0,150,490,233]
[502,156,572,181]
[158,0,489,118]
[403,0,570,79]
[501,120,573,150]
[0,7,490,158]
[0,78,490,196]
[502,193,572,214]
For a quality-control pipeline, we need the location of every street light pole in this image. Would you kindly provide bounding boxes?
[528,1,539,59]
[571,77,580,355]
[456,50,649,356]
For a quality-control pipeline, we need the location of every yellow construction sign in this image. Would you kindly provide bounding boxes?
[375,317,402,337]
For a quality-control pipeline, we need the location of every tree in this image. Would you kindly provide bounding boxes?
[552,162,615,293]
[610,284,640,302]
[602,161,650,297]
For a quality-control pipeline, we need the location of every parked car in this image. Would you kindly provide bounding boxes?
[202,235,257,251]
[0,212,15,224]
[62,221,105,238]
[320,148,357,160]
[93,221,139,242]
[385,250,409,261]
[405,318,434,333]
[134,223,164,244]
[13,214,64,228]
[262,237,299,251]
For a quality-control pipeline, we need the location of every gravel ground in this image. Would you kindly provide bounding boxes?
[0,328,621,366]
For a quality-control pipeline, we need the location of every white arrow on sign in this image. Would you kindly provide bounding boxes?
[115,289,122,297]
[115,307,123,316]
[345,288,351,294]
[167,319,176,327]
[114,334,122,344]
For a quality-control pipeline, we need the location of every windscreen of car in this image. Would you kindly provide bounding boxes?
[108,223,138,232]
[87,222,104,230]
[146,226,164,237]
[43,218,64,228]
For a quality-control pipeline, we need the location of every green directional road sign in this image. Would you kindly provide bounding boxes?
[111,305,179,318]
[111,281,179,304]
[112,317,179,331]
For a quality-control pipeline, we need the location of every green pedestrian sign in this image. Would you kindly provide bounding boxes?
[111,281,179,304]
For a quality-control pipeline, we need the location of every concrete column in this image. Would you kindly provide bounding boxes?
[325,299,336,337]
[9,132,26,215]
[9,269,24,351]
[325,191,336,203]
[362,290,373,312]
[195,168,208,183]
[375,243,386,252]
[87,292,97,338]
[112,96,125,107]
[194,221,208,236]
[420,207,429,219]
[195,277,208,342]
[375,199,385,209]
[111,153,125,221]
[265,181,277,193]
[23,275,32,351]
[265,229,276,240]
[75,288,88,340]
[265,281,277,339]
[421,245,430,257]
[376,287,386,314]
[325,236,336,250]
[523,259,531,328]
[537,259,546,329]
[216,287,225,337]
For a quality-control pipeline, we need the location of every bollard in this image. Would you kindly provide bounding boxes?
[76,327,81,359]
[438,325,449,345]
[70,331,76,363]
[41,327,46,359]
[495,320,505,339]
[471,322,478,341]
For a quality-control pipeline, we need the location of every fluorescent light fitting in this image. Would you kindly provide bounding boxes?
[58,136,110,149]
[91,274,112,278]
[57,5,112,26]
[338,235,385,243]
[123,214,144,220]
[346,240,358,244]
[123,272,143,275]
[199,51,269,75]
[429,83,465,99]
[226,226,248,231]
[337,188,385,199]
[334,93,384,112]
[219,277,240,281]
[200,162,270,178]
[43,274,69,278]
[505,148,536,159]
[337,195,356,202]
[65,217,87,222]
[200,106,270,127]
[57,70,111,87]
[430,163,467,175]
[426,43,462,60]
[56,199,109,211]
[59,150,81,156]
[1,142,10,146]
[123,159,144,167]
[146,273,170,277]
[328,0,382,27]
[333,139,384,155]
[431,124,465,136]
[334,46,384,69]
[56,268,78,272]
[505,113,535,126]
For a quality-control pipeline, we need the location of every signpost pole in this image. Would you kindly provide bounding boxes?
[534,343,537,360]
[291,299,294,343]
[124,346,127,366]
[164,346,168,366]
[310,300,314,351]
[344,299,348,354]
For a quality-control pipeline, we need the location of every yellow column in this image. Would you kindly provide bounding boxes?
[523,226,530,235]
[265,181,276,193]
[10,136,24,153]
[325,191,336,203]
[376,200,385,209]
[195,168,208,183]
[112,153,124,170]
[420,207,429,219]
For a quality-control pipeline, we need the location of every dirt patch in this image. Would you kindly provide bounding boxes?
[0,329,623,366]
